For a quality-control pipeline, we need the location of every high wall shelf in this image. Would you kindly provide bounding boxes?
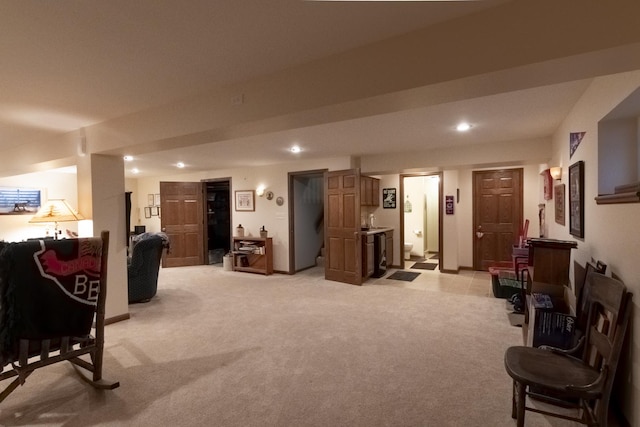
[232,237,273,275]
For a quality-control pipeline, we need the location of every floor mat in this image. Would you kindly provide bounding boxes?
[386,271,421,282]
[411,263,438,270]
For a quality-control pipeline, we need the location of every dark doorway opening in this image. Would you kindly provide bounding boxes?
[204,179,232,265]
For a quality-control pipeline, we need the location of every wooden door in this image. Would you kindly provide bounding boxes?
[160,181,205,267]
[473,169,523,271]
[325,169,362,285]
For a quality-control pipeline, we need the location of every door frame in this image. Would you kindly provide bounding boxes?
[201,177,232,264]
[399,172,443,270]
[288,169,327,274]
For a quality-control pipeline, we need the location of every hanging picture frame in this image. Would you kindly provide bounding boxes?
[235,190,255,211]
[554,184,565,225]
[382,188,396,208]
[569,161,584,238]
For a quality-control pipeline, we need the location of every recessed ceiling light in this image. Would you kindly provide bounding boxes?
[290,146,301,153]
[131,168,139,174]
[176,162,185,168]
[456,122,472,132]
[123,155,133,161]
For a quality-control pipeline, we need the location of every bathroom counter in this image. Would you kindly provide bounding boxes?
[360,227,393,235]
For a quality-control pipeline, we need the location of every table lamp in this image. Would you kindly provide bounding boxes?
[29,199,84,239]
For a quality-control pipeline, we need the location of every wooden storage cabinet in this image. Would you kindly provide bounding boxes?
[232,237,273,275]
[360,176,380,207]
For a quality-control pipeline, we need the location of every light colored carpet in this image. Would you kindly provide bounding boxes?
[0,266,582,426]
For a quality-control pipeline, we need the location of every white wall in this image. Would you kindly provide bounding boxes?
[545,70,640,425]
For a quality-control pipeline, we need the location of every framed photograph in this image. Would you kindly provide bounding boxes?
[569,161,584,238]
[235,190,255,212]
[144,206,152,219]
[150,206,159,217]
[147,194,154,206]
[382,188,396,209]
[154,193,161,206]
[554,184,565,225]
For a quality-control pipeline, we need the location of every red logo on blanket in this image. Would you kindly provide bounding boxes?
[34,238,102,306]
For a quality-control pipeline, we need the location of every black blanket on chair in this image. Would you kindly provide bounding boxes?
[0,237,103,363]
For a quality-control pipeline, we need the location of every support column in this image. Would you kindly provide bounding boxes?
[77,154,129,323]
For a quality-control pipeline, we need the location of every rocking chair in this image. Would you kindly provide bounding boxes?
[504,272,632,426]
[0,231,119,403]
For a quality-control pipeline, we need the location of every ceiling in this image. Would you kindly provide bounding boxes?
[0,0,611,178]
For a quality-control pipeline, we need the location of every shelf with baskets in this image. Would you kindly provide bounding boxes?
[231,237,273,275]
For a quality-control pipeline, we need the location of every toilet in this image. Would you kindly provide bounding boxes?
[404,242,413,260]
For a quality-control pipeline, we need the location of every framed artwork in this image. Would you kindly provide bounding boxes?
[144,206,152,219]
[150,206,159,216]
[569,161,584,238]
[542,169,553,200]
[147,194,154,206]
[554,184,565,225]
[0,187,41,214]
[445,195,454,215]
[154,193,161,206]
[382,188,396,208]
[235,190,255,211]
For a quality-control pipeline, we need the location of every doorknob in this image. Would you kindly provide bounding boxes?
[162,227,166,232]
[476,226,484,239]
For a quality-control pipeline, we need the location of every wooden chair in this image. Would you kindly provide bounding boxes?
[0,231,119,403]
[504,272,632,426]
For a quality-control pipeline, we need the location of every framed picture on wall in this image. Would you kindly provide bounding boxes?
[147,194,154,206]
[569,161,584,238]
[144,206,152,219]
[235,190,255,211]
[382,188,396,208]
[554,184,565,225]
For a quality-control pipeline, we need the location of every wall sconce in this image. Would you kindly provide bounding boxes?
[549,167,562,180]
[256,185,266,197]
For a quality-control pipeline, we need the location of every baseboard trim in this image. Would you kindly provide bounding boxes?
[440,268,459,274]
[105,313,130,325]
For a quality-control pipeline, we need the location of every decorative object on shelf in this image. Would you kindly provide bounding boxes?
[382,188,396,209]
[235,190,255,211]
[569,131,585,158]
[404,195,412,212]
[260,226,268,238]
[28,199,84,240]
[569,161,584,238]
[554,184,565,225]
[235,224,245,237]
[266,191,274,200]
[276,196,284,206]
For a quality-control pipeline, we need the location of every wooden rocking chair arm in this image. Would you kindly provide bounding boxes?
[539,336,584,356]
[565,366,607,394]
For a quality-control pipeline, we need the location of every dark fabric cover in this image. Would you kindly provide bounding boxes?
[127,234,166,303]
[0,237,103,362]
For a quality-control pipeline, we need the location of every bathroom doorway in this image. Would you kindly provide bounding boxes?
[400,174,442,271]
